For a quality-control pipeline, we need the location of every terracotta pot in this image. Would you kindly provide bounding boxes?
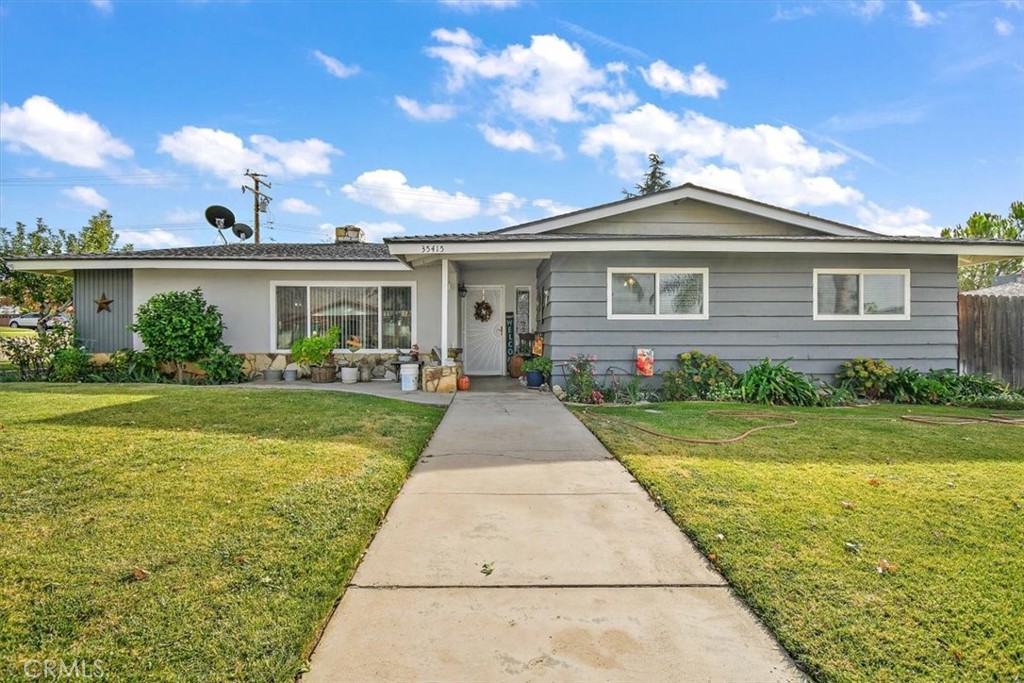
[457,375,470,391]
[311,365,336,383]
[508,354,525,379]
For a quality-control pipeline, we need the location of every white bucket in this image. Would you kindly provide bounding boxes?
[400,364,418,392]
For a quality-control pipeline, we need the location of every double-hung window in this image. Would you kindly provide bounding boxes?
[273,282,414,351]
[813,269,910,320]
[607,268,709,320]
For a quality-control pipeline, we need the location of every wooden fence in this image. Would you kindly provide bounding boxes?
[958,294,1024,388]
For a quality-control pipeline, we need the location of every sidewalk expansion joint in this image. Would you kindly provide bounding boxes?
[405,491,637,496]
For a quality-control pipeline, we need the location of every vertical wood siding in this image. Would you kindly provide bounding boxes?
[545,252,958,381]
[74,269,133,352]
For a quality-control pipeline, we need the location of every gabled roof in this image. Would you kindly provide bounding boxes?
[488,182,879,238]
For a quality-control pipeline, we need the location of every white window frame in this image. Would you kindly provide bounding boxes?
[812,269,911,321]
[514,285,534,334]
[269,280,417,353]
[606,267,710,321]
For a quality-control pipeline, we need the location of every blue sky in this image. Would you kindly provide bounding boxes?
[1,0,1022,249]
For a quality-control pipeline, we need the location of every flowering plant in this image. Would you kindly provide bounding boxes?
[566,353,602,404]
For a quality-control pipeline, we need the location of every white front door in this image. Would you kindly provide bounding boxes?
[462,285,505,375]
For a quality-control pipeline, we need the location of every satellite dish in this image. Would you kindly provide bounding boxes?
[232,223,253,241]
[205,205,236,229]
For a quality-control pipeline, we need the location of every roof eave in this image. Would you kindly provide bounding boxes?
[9,258,412,273]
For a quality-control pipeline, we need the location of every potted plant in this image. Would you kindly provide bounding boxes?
[291,327,339,383]
[521,355,552,389]
[340,334,362,383]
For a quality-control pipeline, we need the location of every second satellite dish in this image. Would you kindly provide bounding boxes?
[205,205,236,229]
[232,223,253,241]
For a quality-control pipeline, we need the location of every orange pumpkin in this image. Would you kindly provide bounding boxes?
[457,375,470,391]
[508,355,524,378]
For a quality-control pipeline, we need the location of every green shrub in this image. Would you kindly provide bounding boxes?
[739,359,819,406]
[836,357,896,400]
[565,353,602,403]
[50,347,94,382]
[106,348,160,383]
[661,350,737,401]
[130,289,225,381]
[291,327,339,367]
[0,321,75,380]
[521,355,553,376]
[198,345,246,384]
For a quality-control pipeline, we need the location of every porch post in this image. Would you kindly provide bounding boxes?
[440,257,449,355]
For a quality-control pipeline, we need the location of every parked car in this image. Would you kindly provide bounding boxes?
[8,313,70,328]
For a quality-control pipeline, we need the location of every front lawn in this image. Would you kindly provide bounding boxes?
[574,403,1023,683]
[0,384,444,681]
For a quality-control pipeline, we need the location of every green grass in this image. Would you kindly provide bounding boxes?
[573,402,1023,683]
[0,384,444,681]
[0,328,36,338]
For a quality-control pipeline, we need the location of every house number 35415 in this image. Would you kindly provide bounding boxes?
[420,245,445,253]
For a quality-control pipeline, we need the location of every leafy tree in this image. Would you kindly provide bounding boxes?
[0,211,131,311]
[940,202,1024,291]
[129,288,226,382]
[623,153,672,198]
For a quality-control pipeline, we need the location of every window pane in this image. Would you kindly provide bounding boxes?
[659,273,704,315]
[275,286,307,350]
[817,274,859,315]
[310,286,377,349]
[381,286,412,348]
[611,272,655,315]
[515,287,531,334]
[864,274,906,315]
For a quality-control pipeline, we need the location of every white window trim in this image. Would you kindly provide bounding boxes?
[269,280,417,354]
[607,267,710,320]
[812,268,911,321]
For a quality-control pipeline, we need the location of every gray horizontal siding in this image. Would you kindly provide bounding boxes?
[73,269,133,352]
[545,252,959,381]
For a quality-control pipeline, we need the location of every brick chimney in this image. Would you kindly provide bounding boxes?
[335,225,365,243]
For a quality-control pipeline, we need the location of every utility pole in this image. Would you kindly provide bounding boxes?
[241,170,272,244]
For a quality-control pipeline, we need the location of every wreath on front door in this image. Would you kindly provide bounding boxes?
[474,299,493,322]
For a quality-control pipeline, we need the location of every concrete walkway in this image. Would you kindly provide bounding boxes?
[303,391,803,682]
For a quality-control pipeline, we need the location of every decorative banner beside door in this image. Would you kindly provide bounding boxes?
[504,313,515,362]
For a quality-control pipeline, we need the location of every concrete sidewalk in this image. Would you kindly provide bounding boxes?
[303,391,803,682]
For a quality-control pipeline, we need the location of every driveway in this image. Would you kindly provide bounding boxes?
[303,390,803,681]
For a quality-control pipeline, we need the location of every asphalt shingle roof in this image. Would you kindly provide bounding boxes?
[12,242,397,261]
[385,232,1020,246]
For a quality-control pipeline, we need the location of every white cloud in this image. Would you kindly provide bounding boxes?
[533,198,579,216]
[341,169,480,222]
[430,27,479,47]
[1003,0,1024,9]
[907,1,939,27]
[641,61,727,98]
[483,191,526,224]
[824,101,928,131]
[62,186,108,209]
[855,201,939,236]
[118,228,192,250]
[395,96,457,122]
[0,96,132,168]
[849,0,885,19]
[90,0,113,13]
[164,208,201,224]
[312,50,360,79]
[439,0,520,11]
[158,126,339,183]
[772,4,819,21]
[279,198,321,215]
[477,124,563,158]
[426,30,633,122]
[995,18,1015,36]
[580,103,862,208]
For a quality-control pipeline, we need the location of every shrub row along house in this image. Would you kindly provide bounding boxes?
[11,184,1023,381]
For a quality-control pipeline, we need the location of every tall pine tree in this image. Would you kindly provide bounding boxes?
[623,153,672,198]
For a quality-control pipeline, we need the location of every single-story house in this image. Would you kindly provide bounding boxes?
[11,184,1023,381]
